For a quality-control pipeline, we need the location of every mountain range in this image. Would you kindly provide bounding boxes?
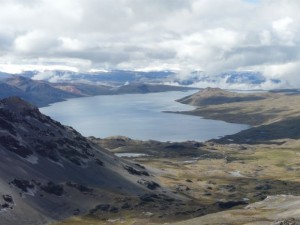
[1,69,284,89]
[0,76,195,107]
[0,96,175,225]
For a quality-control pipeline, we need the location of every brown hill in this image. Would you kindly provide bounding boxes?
[178,87,267,106]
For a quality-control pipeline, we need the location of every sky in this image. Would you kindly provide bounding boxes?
[0,0,300,85]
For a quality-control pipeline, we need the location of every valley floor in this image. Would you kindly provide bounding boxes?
[53,137,300,225]
[53,89,300,225]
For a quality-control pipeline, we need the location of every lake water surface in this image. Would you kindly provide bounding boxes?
[40,91,249,142]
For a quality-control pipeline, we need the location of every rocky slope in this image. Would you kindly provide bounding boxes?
[1,76,80,107]
[52,83,112,96]
[53,82,195,96]
[1,76,196,107]
[0,97,169,225]
[173,195,300,225]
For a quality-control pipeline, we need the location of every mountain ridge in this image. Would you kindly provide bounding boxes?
[0,76,196,107]
[16,69,283,88]
[177,87,268,106]
[0,96,173,225]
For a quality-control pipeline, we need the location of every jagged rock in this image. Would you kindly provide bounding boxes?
[2,195,13,203]
[255,184,272,190]
[217,200,247,209]
[121,202,131,209]
[124,165,150,176]
[89,204,110,214]
[40,182,64,196]
[66,182,93,193]
[9,179,35,193]
[274,218,300,225]
[138,179,160,190]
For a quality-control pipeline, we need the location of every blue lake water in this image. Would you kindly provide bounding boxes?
[40,91,249,142]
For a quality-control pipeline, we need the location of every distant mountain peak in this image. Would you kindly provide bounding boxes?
[197,87,230,96]
[5,75,33,84]
[0,96,42,121]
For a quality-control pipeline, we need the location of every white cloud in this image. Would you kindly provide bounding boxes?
[32,71,72,83]
[259,30,272,45]
[0,0,300,87]
[14,30,58,53]
[272,17,295,44]
[59,37,86,52]
[259,61,300,87]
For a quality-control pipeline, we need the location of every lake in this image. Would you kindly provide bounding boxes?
[40,91,249,142]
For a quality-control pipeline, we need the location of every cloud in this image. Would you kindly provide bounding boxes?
[258,62,300,87]
[59,37,86,52]
[14,31,59,54]
[272,17,295,44]
[32,71,72,83]
[0,0,300,87]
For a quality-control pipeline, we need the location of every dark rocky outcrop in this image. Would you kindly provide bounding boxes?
[0,97,165,225]
[9,179,35,193]
[138,179,160,190]
[40,182,64,196]
[66,182,93,193]
[124,165,150,176]
[217,200,247,209]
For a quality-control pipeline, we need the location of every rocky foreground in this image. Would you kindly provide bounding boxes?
[173,195,300,225]
[0,96,188,225]
[86,136,300,225]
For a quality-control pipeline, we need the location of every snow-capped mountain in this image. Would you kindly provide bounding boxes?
[1,69,286,90]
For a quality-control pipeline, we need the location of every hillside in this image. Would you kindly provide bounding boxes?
[0,97,181,225]
[52,83,113,96]
[0,83,30,100]
[53,82,196,95]
[89,135,300,225]
[0,76,196,107]
[173,195,300,225]
[114,83,195,94]
[177,87,268,107]
[1,76,80,107]
[175,88,300,144]
[177,87,300,126]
